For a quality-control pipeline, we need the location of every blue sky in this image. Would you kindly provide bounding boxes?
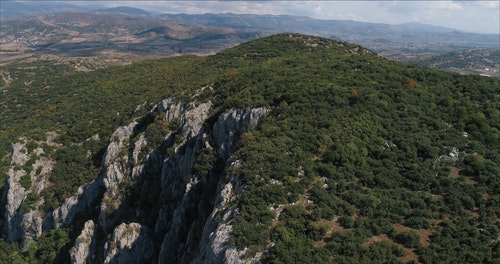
[77,1,499,34]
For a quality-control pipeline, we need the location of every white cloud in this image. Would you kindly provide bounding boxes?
[432,1,463,10]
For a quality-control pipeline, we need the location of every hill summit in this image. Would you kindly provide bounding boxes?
[1,34,499,263]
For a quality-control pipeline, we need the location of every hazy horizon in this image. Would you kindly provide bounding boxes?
[74,1,500,35]
[2,1,499,34]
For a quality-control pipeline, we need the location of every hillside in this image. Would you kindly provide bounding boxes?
[1,34,499,263]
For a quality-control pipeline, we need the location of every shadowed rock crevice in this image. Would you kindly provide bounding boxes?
[52,97,269,263]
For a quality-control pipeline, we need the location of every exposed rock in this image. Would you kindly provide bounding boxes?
[193,174,247,264]
[158,97,185,121]
[70,220,97,264]
[20,210,43,249]
[103,223,153,264]
[38,119,144,245]
[45,131,62,147]
[99,121,139,228]
[33,147,44,156]
[181,101,213,140]
[3,140,54,245]
[3,95,269,263]
[157,107,268,263]
[436,147,461,163]
[156,102,214,263]
[158,101,212,192]
[157,99,212,140]
[131,134,147,178]
[30,157,54,195]
[50,196,78,228]
[44,122,141,231]
[194,223,244,264]
[22,152,53,247]
[11,142,29,166]
[213,108,268,161]
[191,108,268,264]
[43,169,104,231]
[448,147,460,160]
[104,121,138,167]
[2,168,27,242]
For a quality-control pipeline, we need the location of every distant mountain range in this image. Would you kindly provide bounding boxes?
[156,13,499,55]
[1,3,498,75]
[92,6,152,16]
[0,1,93,18]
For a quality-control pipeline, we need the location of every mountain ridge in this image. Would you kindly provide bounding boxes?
[91,6,152,16]
[2,10,498,55]
[1,34,499,263]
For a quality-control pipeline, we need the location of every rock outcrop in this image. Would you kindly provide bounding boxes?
[103,223,154,264]
[213,108,269,161]
[2,167,27,243]
[3,96,268,263]
[70,220,97,264]
[99,121,139,230]
[192,173,246,264]
[10,142,29,166]
[2,141,54,249]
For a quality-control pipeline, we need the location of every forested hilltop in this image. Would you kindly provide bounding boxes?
[1,34,499,263]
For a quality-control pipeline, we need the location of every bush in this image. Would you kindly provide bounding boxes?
[394,230,421,248]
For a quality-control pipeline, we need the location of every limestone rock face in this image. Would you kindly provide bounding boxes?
[158,98,185,121]
[2,168,27,242]
[181,101,213,140]
[50,196,78,228]
[157,107,268,264]
[213,108,269,161]
[70,220,96,264]
[131,134,147,178]
[103,223,154,264]
[30,157,53,196]
[99,120,142,230]
[11,142,29,166]
[2,96,269,264]
[188,108,268,264]
[192,174,246,264]
[2,140,56,248]
[20,210,44,249]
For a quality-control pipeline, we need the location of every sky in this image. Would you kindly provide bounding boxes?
[74,1,499,34]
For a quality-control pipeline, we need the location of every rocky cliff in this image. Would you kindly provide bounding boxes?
[1,96,268,263]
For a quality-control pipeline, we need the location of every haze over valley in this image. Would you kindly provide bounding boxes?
[1,2,499,76]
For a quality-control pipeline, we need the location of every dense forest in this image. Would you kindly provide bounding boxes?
[1,34,499,263]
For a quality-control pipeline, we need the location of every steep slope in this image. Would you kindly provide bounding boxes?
[1,34,499,263]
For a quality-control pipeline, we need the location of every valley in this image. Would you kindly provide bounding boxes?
[1,11,499,76]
